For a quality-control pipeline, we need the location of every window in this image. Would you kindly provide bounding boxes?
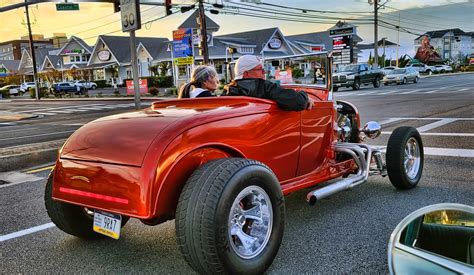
[75,56,81,62]
[70,56,75,63]
[82,55,87,62]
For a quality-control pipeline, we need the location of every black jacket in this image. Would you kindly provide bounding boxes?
[223,78,309,111]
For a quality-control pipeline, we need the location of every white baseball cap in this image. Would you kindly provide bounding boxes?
[234,55,262,80]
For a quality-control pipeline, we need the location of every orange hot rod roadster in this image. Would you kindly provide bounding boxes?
[45,53,424,274]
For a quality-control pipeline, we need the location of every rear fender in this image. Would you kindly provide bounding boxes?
[148,145,244,224]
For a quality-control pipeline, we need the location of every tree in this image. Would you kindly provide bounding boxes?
[159,62,171,76]
[149,64,159,76]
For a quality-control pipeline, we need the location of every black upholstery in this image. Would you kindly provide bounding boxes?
[416,223,474,264]
[468,237,474,265]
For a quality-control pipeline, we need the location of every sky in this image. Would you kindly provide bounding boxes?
[0,0,473,58]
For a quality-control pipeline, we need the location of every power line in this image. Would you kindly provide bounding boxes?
[384,4,474,24]
[257,1,373,15]
[213,2,374,23]
[379,11,467,30]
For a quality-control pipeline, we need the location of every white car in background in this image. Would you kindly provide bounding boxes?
[20,82,35,92]
[1,85,22,96]
[433,65,453,73]
[382,66,398,75]
[406,64,434,75]
[73,80,97,90]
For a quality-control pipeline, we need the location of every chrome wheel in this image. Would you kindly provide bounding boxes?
[404,137,421,180]
[228,185,273,259]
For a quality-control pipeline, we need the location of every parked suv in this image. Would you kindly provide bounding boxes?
[54,82,81,94]
[73,80,97,90]
[20,82,35,92]
[332,63,384,91]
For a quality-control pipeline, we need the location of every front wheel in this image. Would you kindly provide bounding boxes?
[386,127,424,190]
[352,79,360,90]
[414,76,419,83]
[175,158,285,274]
[45,172,129,239]
[402,78,407,85]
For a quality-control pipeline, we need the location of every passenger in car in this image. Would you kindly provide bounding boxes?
[178,65,219,98]
[223,55,313,111]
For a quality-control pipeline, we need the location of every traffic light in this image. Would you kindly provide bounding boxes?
[165,0,172,16]
[113,0,120,13]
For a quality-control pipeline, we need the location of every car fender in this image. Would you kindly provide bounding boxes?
[147,143,245,224]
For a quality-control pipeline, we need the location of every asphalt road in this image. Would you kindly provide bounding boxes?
[0,74,473,273]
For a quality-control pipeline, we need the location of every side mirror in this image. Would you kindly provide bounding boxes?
[388,203,474,275]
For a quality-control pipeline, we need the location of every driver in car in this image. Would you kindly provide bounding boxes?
[223,55,313,111]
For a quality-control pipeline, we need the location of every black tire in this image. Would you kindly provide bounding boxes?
[414,76,418,83]
[333,86,339,92]
[373,76,381,88]
[402,78,407,85]
[175,158,285,274]
[352,78,360,90]
[384,82,388,86]
[45,172,129,239]
[386,127,424,190]
[427,70,432,75]
[91,85,96,90]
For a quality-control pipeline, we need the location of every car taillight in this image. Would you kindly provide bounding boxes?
[59,187,129,204]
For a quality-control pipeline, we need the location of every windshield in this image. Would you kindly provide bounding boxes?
[340,65,359,72]
[391,69,406,74]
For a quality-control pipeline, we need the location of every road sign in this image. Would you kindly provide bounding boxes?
[126,79,148,95]
[120,0,141,32]
[172,28,194,66]
[56,3,79,11]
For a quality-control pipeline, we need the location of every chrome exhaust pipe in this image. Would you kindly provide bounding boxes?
[307,143,373,205]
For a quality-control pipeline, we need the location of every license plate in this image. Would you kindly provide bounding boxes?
[93,210,121,239]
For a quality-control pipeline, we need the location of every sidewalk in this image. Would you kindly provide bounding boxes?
[0,139,65,172]
[420,71,474,78]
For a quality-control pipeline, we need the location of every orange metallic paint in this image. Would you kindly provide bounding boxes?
[52,90,359,222]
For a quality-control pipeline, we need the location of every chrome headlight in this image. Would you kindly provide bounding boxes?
[361,121,381,139]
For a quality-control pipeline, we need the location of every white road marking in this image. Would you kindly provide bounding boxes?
[0,171,43,188]
[0,130,75,141]
[381,117,473,121]
[18,103,105,113]
[48,110,75,114]
[399,89,422,94]
[417,118,458,132]
[456,88,469,92]
[423,147,474,158]
[377,90,398,95]
[0,223,56,242]
[423,89,441,94]
[34,112,57,116]
[62,123,85,126]
[378,118,404,125]
[381,131,474,137]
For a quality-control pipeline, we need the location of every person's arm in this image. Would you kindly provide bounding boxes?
[264,81,310,111]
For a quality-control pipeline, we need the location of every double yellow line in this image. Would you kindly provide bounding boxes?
[25,165,55,174]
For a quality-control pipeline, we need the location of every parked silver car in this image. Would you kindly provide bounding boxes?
[383,68,420,85]
[433,65,453,73]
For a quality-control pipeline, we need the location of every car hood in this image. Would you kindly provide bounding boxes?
[334,72,355,77]
[60,97,276,166]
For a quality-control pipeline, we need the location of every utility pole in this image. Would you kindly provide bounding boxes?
[198,0,209,64]
[25,0,40,100]
[396,12,400,67]
[373,0,379,69]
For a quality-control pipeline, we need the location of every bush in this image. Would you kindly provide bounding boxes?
[149,87,159,96]
[95,80,108,88]
[0,89,10,99]
[291,67,304,78]
[29,87,49,98]
[155,76,173,88]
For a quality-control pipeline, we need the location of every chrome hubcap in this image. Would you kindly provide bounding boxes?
[404,137,420,180]
[228,185,273,259]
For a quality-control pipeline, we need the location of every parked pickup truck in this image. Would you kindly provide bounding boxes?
[332,63,384,91]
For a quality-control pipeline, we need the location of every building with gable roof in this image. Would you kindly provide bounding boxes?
[414,28,472,61]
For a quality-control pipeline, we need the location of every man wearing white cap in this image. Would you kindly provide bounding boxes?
[223,55,313,111]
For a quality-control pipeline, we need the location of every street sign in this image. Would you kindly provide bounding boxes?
[329,27,354,37]
[120,0,141,32]
[56,3,79,11]
[172,28,194,66]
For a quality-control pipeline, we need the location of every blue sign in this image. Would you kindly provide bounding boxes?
[172,28,194,65]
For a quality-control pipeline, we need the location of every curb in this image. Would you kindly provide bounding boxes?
[0,140,65,172]
[420,72,474,78]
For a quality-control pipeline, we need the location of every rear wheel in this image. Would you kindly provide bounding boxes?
[386,127,424,190]
[352,79,360,90]
[175,158,285,274]
[45,172,129,239]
